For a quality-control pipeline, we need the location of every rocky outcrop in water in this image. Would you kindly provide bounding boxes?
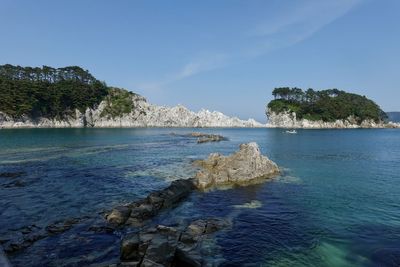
[120,218,229,267]
[106,179,195,227]
[266,109,400,129]
[190,132,228,144]
[171,132,228,144]
[0,93,264,128]
[194,142,280,189]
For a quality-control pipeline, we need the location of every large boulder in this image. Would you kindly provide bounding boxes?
[106,205,132,225]
[194,142,280,189]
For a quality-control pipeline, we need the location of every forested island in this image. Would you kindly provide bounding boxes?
[0,64,112,119]
[266,88,400,128]
[267,87,387,123]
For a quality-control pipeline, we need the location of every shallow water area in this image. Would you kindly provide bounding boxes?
[1,128,400,266]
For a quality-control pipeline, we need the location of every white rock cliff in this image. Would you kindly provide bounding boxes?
[0,94,265,128]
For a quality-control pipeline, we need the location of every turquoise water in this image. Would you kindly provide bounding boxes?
[1,128,400,266]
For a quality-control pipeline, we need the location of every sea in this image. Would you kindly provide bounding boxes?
[1,128,400,267]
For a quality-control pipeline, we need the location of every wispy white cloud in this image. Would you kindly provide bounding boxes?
[245,0,363,57]
[174,53,228,80]
[138,0,362,90]
[138,53,228,90]
[251,0,361,38]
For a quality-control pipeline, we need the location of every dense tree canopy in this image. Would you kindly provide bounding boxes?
[0,64,108,118]
[268,87,387,123]
[100,88,137,118]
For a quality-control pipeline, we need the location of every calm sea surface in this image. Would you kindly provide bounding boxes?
[1,128,400,266]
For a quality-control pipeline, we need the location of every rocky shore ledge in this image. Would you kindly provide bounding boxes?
[1,142,280,266]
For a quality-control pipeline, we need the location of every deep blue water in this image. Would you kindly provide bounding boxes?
[1,128,400,266]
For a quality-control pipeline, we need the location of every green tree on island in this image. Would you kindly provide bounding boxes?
[0,64,109,119]
[268,87,388,123]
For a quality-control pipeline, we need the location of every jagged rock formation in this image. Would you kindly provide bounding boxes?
[0,93,264,128]
[194,142,280,189]
[266,109,400,129]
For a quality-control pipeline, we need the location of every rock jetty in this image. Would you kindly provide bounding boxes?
[194,142,280,189]
[106,179,195,227]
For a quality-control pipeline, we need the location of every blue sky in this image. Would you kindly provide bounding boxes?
[1,0,399,122]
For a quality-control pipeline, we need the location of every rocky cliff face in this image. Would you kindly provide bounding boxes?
[0,94,264,128]
[266,109,400,129]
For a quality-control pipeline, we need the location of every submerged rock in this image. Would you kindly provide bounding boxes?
[232,200,262,209]
[0,172,25,179]
[0,217,87,253]
[0,171,27,188]
[0,245,11,267]
[120,218,229,267]
[194,142,280,189]
[0,225,47,253]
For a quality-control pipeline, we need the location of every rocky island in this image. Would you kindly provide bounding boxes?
[266,87,400,129]
[194,142,280,189]
[0,64,263,128]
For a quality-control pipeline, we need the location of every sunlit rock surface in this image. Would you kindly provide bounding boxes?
[194,142,280,189]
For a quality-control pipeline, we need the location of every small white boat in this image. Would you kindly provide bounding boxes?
[285,130,297,134]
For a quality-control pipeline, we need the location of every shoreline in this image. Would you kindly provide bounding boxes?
[1,125,399,130]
